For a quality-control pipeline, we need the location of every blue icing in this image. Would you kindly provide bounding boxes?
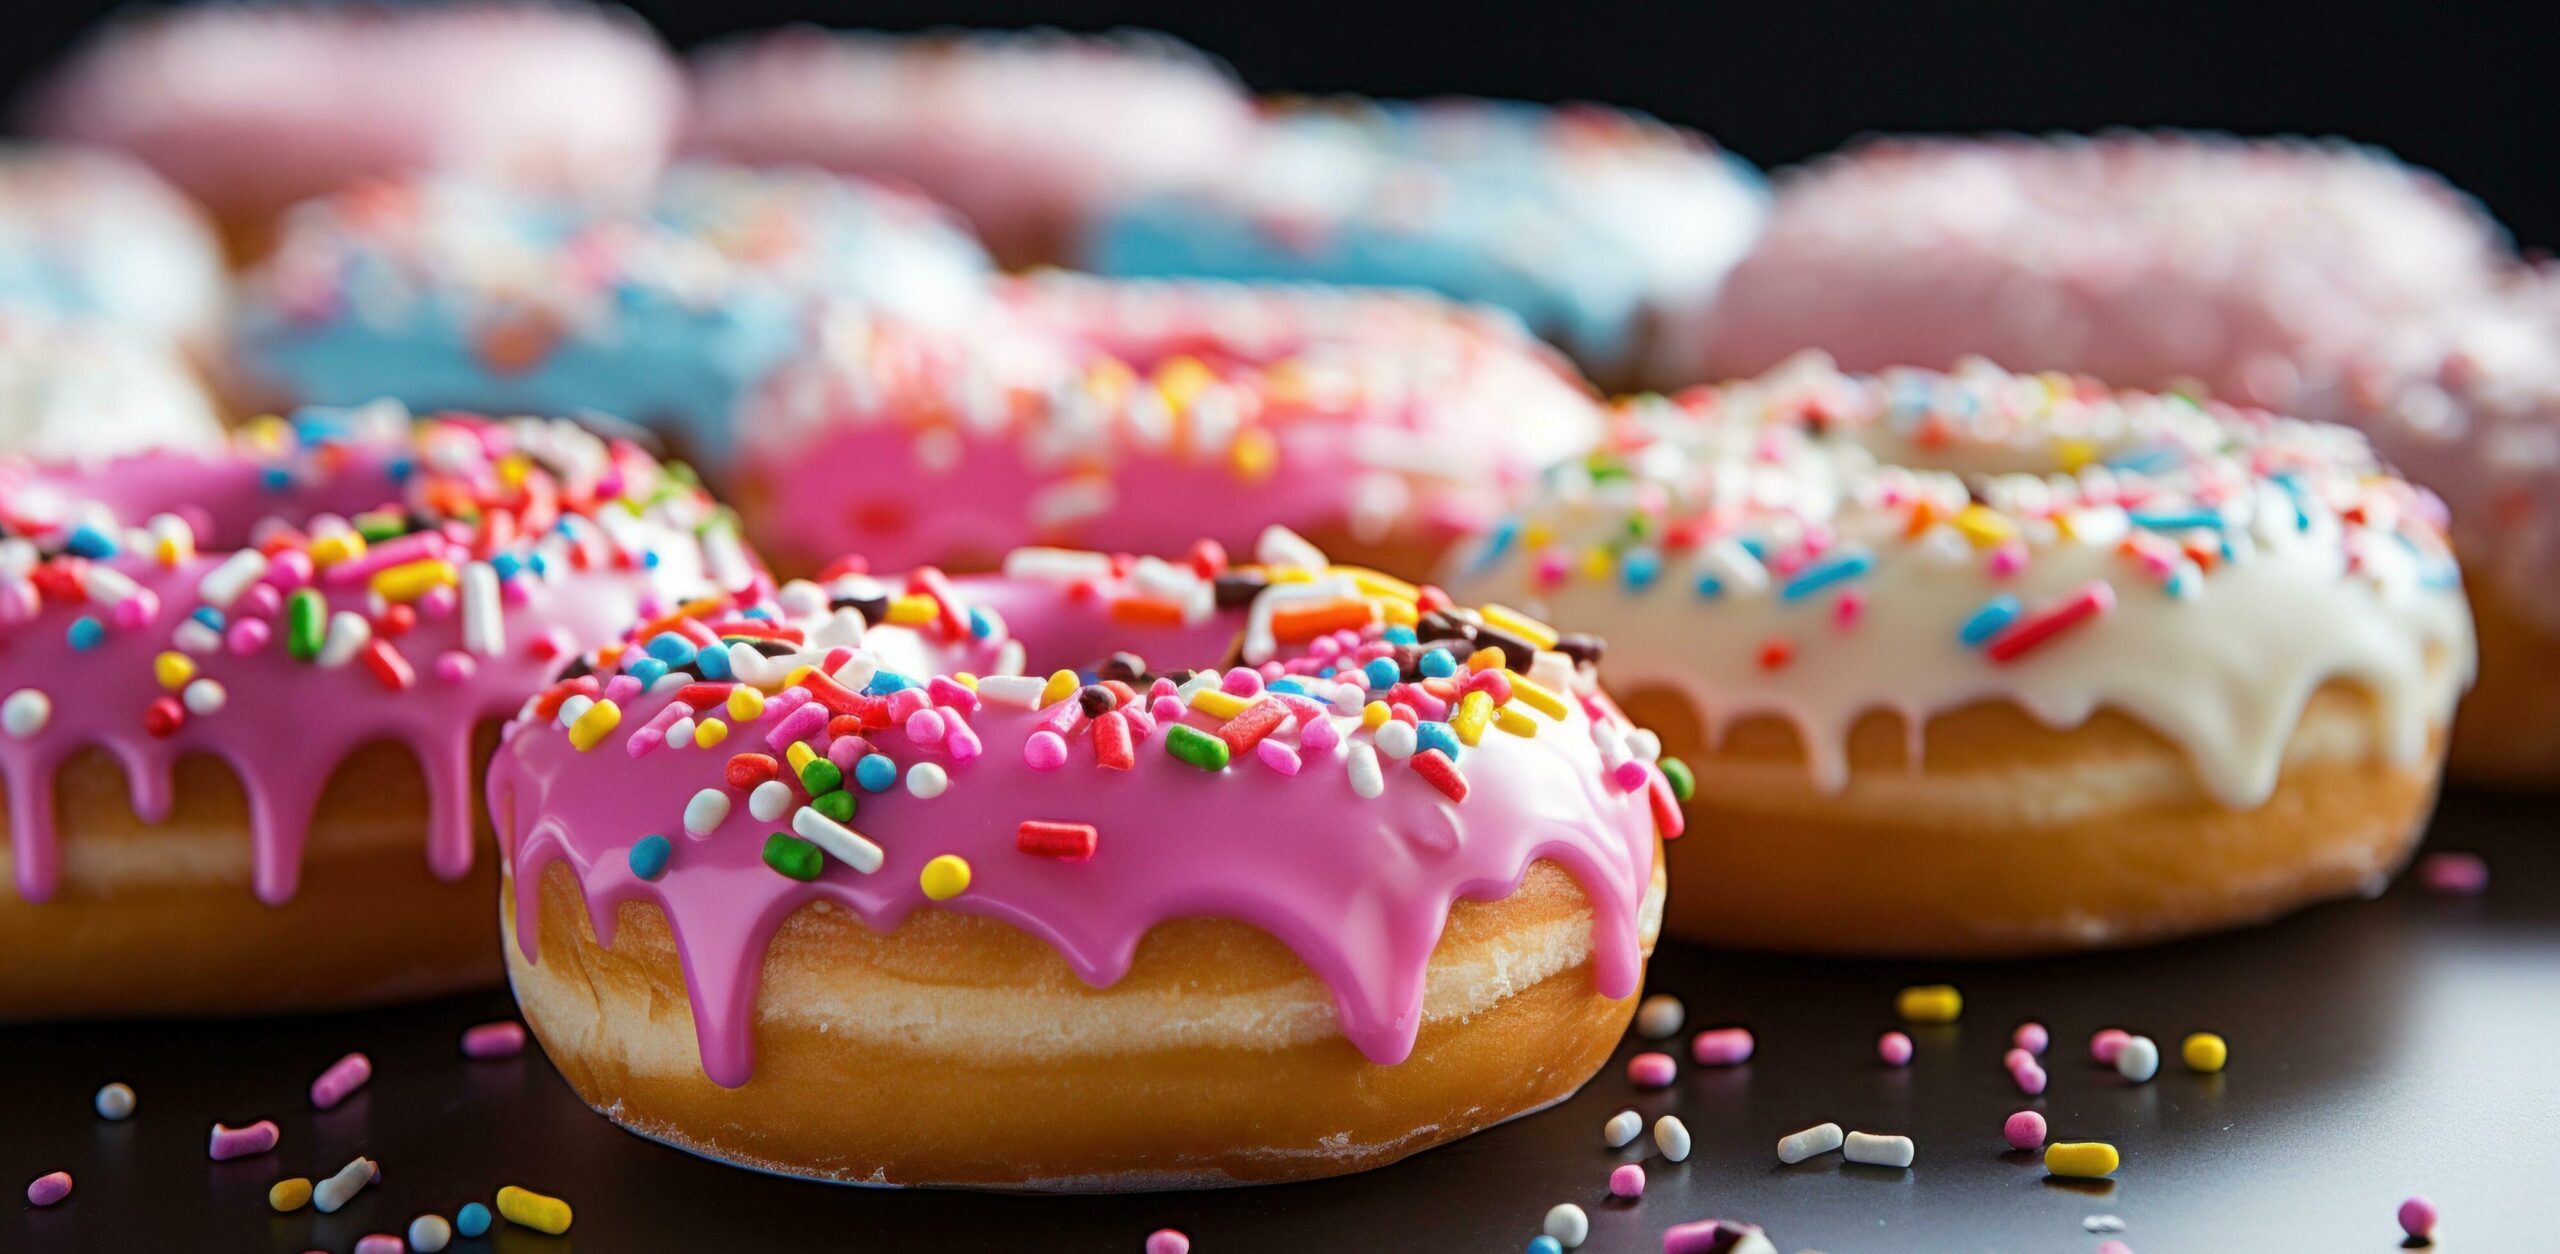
[1084,99,1767,375]
[236,164,993,466]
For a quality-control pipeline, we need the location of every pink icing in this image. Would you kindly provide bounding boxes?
[0,413,740,904]
[493,560,1660,1086]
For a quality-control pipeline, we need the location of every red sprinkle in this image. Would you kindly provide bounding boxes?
[1987,581,2116,665]
[1411,749,1469,802]
[361,638,415,691]
[143,696,184,738]
[1017,820,1099,860]
[1756,637,1794,671]
[795,670,864,716]
[1648,771,1686,839]
[724,754,780,791]
[674,682,733,709]
[1093,711,1135,770]
[1217,699,1289,756]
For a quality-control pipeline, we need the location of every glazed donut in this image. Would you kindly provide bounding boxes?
[0,145,227,357]
[0,313,225,465]
[1449,354,2471,956]
[730,272,1604,578]
[233,164,991,464]
[22,0,684,257]
[1698,133,2506,411]
[685,26,1256,268]
[0,402,752,1018]
[2316,267,2560,782]
[1083,96,1768,390]
[493,528,1671,1188]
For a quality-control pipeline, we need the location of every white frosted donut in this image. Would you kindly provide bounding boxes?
[0,144,227,355]
[0,314,222,465]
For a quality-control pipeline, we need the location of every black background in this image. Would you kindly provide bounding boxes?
[5,1,2556,250]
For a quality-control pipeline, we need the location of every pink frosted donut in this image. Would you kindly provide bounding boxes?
[731,273,1603,576]
[686,26,1256,266]
[494,530,1670,1187]
[25,2,683,245]
[1699,133,2508,410]
[0,402,754,1017]
[0,145,227,355]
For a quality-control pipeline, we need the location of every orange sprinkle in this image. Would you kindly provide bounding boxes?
[1109,597,1185,626]
[1271,599,1373,642]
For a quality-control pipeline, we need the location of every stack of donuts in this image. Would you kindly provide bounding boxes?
[0,0,2538,1199]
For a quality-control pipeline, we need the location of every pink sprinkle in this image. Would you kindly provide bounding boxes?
[2091,1028,2131,1065]
[2096,1242,2133,1254]
[1145,1229,1190,1254]
[1665,1220,1768,1254]
[1150,695,1183,724]
[1533,550,1569,586]
[530,627,575,660]
[1257,739,1302,776]
[26,1171,71,1206]
[1460,668,1512,703]
[354,1236,404,1254]
[947,722,984,764]
[1301,715,1341,753]
[2003,1047,2034,1071]
[2418,851,2488,896]
[461,1021,527,1059]
[1610,759,1650,792]
[434,651,475,682]
[2398,1195,2438,1239]
[828,736,866,771]
[905,708,948,746]
[1627,1051,1678,1088]
[1609,1162,1646,1198]
[1121,706,1155,742]
[1833,589,1865,629]
[2011,1059,2048,1095]
[265,549,315,590]
[112,593,156,630]
[1691,1027,1754,1066]
[2003,1109,2047,1151]
[765,702,825,750]
[1221,667,1262,696]
[2014,1022,2050,1055]
[208,1119,279,1160]
[887,687,927,721]
[1877,1031,1913,1067]
[1024,730,1069,771]
[240,583,282,617]
[310,1052,372,1109]
[928,676,979,711]
[418,584,457,617]
[1988,537,2029,578]
[602,674,642,704]
[226,617,271,655]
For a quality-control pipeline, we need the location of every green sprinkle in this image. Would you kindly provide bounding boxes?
[1661,756,1695,802]
[761,832,823,881]
[284,588,327,661]
[810,790,857,823]
[799,759,844,796]
[1165,723,1231,771]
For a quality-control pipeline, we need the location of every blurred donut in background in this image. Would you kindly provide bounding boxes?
[0,144,227,358]
[1698,132,2507,412]
[1082,97,1768,391]
[21,1,685,259]
[0,312,224,463]
[687,26,1258,268]
[230,163,992,467]
[729,271,1604,576]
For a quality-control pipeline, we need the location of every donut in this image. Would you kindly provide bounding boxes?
[0,313,226,464]
[729,272,1604,578]
[1082,97,1768,390]
[0,402,752,1018]
[22,0,684,257]
[2315,267,2560,782]
[1448,354,2471,955]
[492,528,1671,1188]
[0,144,228,357]
[233,164,991,465]
[685,26,1257,268]
[1697,133,2506,411]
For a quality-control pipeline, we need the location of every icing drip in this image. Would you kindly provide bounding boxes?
[1450,354,2475,807]
[493,533,1663,1085]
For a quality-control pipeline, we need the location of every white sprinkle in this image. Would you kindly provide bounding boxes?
[93,1082,134,1120]
[196,550,268,609]
[1604,1109,1642,1148]
[974,674,1047,709]
[1653,1115,1692,1162]
[906,762,948,799]
[83,565,139,607]
[312,1156,376,1213]
[792,807,883,873]
[1778,1122,1845,1164]
[2116,1034,2161,1083]
[3,689,51,739]
[773,580,829,619]
[1347,742,1384,799]
[172,619,223,655]
[1374,720,1417,760]
[408,1214,454,1252]
[1843,1131,1915,1168]
[1254,524,1329,571]
[182,679,227,717]
[461,562,505,657]
[1002,546,1115,583]
[555,694,594,730]
[1627,728,1662,762]
[664,717,694,750]
[1543,1203,1590,1249]
[2085,1215,2127,1234]
[748,780,794,822]
[682,788,730,837]
[315,611,371,668]
[1636,993,1684,1039]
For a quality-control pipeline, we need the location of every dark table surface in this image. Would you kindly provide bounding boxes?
[6,788,2555,1253]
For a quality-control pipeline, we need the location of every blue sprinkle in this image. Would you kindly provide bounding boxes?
[1621,546,1661,590]
[2165,567,2198,599]
[2129,508,2224,532]
[1529,1238,1563,1254]
[64,524,118,559]
[864,670,916,695]
[641,549,662,569]
[1738,536,1767,560]
[490,553,525,581]
[645,632,695,662]
[1268,677,1308,696]
[2107,444,2180,474]
[259,467,293,493]
[1694,572,1724,599]
[385,456,415,484]
[1779,548,1873,602]
[1473,518,1520,570]
[528,552,550,576]
[455,1203,492,1239]
[1958,596,2023,647]
[854,754,898,793]
[1418,648,1458,679]
[1415,721,1461,761]
[66,617,104,651]
[1382,624,1417,646]
[627,834,672,882]
[626,657,669,687]
[190,607,224,631]
[694,646,732,681]
[1362,658,1400,691]
[968,606,995,639]
[741,605,775,620]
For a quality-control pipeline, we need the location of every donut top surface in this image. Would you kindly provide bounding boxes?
[0,403,755,906]
[0,144,227,350]
[737,273,1604,568]
[0,313,225,464]
[236,164,993,450]
[1449,353,2475,806]
[1702,132,2506,407]
[1083,96,1768,377]
[493,527,1672,1084]
[25,0,685,218]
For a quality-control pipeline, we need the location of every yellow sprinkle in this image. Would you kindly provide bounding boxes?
[1334,566,1420,603]
[2043,1142,2120,1179]
[1894,984,1963,1024]
[2057,438,2100,473]
[783,665,815,687]
[1187,688,1250,720]
[268,1178,312,1212]
[1039,669,1079,708]
[885,594,938,626]
[567,700,621,752]
[785,741,816,773]
[1501,670,1568,720]
[919,854,972,901]
[694,718,728,748]
[1480,604,1560,650]
[496,1185,573,1235]
[1154,355,1216,408]
[954,673,979,689]
[496,453,533,489]
[154,651,195,690]
[1262,565,1316,585]
[154,534,195,567]
[2182,1032,2228,1074]
[371,558,459,603]
[1378,597,1418,627]
[1230,427,1279,481]
[727,687,766,722]
[1465,646,1506,672]
[1579,546,1614,581]
[1360,700,1391,730]
[1492,705,1537,738]
[1520,521,1554,551]
[1451,690,1493,746]
[1951,505,2017,548]
[307,532,366,568]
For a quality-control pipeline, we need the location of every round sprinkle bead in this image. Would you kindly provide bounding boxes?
[2115,1034,2161,1083]
[3,689,50,739]
[2418,851,2488,896]
[26,1171,71,1206]
[1608,1163,1645,1198]
[269,1177,312,1211]
[2004,1109,2047,1151]
[1877,1031,1913,1067]
[2399,1195,2438,1240]
[408,1214,454,1253]
[1528,1239,1562,1254]
[628,834,673,881]
[1635,993,1684,1038]
[1146,1230,1191,1254]
[1543,1203,1590,1249]
[2013,1022,2050,1055]
[2182,1032,2229,1073]
[906,762,948,799]
[94,1081,135,1120]
[1627,1052,1676,1088]
[920,854,972,900]
[455,1203,493,1239]
[2091,1027,2131,1064]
